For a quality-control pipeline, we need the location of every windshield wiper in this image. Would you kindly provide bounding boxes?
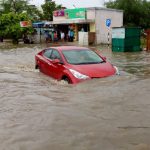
[70,61,105,65]
[75,62,104,65]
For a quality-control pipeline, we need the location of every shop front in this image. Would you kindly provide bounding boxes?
[47,7,123,45]
[51,8,95,44]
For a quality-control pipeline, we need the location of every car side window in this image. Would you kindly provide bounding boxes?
[43,49,52,59]
[50,50,61,60]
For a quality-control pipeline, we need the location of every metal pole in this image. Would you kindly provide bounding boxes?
[108,27,110,48]
[40,27,41,43]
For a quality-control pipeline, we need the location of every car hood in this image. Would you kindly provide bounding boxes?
[69,62,116,78]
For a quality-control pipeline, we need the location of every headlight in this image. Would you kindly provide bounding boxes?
[69,69,90,79]
[114,66,120,75]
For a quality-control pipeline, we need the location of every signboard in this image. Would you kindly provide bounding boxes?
[106,19,111,27]
[53,10,65,17]
[65,8,86,19]
[20,21,32,27]
[112,28,125,39]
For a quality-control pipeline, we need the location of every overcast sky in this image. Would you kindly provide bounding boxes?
[29,0,107,8]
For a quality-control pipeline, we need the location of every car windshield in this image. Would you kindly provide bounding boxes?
[62,49,105,65]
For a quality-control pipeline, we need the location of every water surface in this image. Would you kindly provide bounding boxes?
[0,44,150,150]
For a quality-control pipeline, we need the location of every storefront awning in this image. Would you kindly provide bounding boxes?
[46,19,95,25]
[32,22,45,28]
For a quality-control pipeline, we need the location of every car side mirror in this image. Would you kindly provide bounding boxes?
[52,59,61,64]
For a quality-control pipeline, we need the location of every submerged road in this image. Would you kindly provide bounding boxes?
[0,44,150,150]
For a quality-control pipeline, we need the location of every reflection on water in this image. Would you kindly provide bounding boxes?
[0,44,150,150]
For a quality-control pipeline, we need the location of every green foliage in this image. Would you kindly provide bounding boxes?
[1,0,29,13]
[0,0,41,44]
[0,0,64,44]
[41,1,62,20]
[0,0,42,20]
[0,12,33,44]
[105,0,150,28]
[26,5,43,21]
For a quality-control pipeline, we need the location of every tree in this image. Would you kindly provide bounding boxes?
[41,1,62,20]
[0,0,46,44]
[105,0,150,28]
[0,0,42,20]
[0,12,33,44]
[1,0,29,13]
[25,5,43,21]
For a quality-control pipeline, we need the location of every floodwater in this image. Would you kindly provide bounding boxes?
[0,43,150,150]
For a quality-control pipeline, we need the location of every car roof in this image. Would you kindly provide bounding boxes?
[49,46,89,52]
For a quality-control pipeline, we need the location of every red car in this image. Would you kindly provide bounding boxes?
[35,46,119,84]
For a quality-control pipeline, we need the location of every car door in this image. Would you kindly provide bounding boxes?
[42,49,53,77]
[49,49,64,79]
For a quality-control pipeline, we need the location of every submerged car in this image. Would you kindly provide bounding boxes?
[35,46,119,84]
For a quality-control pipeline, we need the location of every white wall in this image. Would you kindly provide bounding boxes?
[53,16,67,21]
[95,8,123,44]
[78,32,89,46]
[87,9,96,20]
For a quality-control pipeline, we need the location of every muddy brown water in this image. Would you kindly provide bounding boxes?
[0,43,150,150]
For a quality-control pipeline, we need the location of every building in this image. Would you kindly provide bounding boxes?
[49,7,123,45]
[89,7,123,44]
